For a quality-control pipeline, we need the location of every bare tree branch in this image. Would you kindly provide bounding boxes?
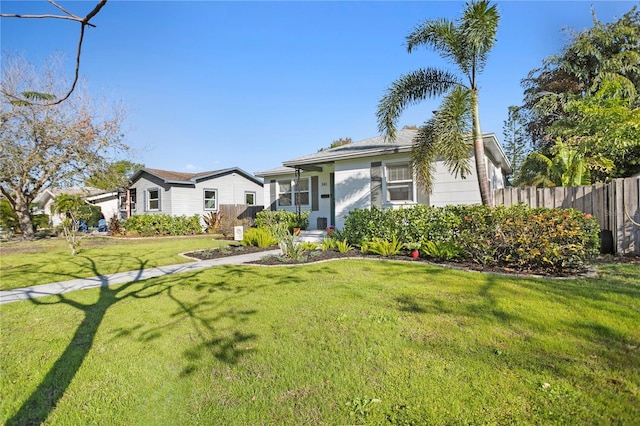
[0,0,108,106]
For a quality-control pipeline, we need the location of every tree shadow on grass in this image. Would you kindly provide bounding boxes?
[5,257,258,426]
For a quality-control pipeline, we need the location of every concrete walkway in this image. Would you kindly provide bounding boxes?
[0,249,281,305]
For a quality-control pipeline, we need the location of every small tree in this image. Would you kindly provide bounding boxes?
[50,194,91,255]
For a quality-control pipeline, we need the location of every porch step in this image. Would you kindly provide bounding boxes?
[294,230,327,244]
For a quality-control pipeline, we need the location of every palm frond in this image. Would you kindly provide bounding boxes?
[460,0,500,76]
[377,68,461,139]
[411,122,439,192]
[411,86,473,192]
[432,86,473,178]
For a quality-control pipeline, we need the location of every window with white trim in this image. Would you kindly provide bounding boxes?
[147,188,160,211]
[130,189,137,212]
[294,178,310,206]
[277,180,292,206]
[204,189,217,210]
[386,163,414,202]
[277,178,310,207]
[245,191,256,206]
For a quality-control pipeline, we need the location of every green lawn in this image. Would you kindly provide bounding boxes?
[1,259,638,425]
[0,235,229,290]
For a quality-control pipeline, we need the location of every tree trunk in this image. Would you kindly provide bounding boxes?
[471,90,493,207]
[14,196,35,240]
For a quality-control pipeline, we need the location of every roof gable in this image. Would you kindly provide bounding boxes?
[130,167,263,186]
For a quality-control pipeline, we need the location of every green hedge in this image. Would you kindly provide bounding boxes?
[255,210,310,233]
[341,204,600,271]
[123,214,203,237]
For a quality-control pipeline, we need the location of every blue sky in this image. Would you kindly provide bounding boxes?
[2,0,638,176]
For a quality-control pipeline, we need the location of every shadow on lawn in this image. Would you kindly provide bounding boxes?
[5,256,258,426]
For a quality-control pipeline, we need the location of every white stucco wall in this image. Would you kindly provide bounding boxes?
[262,151,508,230]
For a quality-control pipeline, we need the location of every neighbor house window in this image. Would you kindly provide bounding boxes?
[277,178,310,207]
[245,191,256,206]
[119,192,127,211]
[204,189,217,210]
[147,188,160,211]
[386,163,414,202]
[130,189,137,212]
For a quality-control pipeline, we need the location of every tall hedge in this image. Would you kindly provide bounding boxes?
[341,204,599,271]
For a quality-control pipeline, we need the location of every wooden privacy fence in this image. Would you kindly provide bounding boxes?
[494,177,640,255]
[219,204,263,226]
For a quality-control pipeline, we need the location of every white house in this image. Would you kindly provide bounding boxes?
[33,187,119,227]
[123,167,264,224]
[256,129,512,230]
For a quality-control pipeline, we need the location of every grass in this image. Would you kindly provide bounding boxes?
[0,235,230,290]
[1,258,638,425]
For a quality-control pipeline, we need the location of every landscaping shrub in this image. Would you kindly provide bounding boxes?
[241,228,277,248]
[255,210,310,234]
[123,214,203,236]
[342,204,599,271]
[363,237,403,257]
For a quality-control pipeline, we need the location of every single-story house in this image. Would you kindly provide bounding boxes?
[256,129,512,230]
[122,167,264,224]
[33,187,119,227]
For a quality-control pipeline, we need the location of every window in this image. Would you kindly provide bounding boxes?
[277,180,292,206]
[294,178,309,206]
[277,178,310,207]
[119,192,127,211]
[386,163,414,202]
[147,188,160,211]
[204,189,217,210]
[130,189,137,211]
[245,191,256,206]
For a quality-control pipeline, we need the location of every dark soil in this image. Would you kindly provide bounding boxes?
[184,244,279,260]
[182,245,640,278]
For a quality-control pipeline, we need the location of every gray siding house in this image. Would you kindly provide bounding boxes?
[123,167,264,224]
[256,129,512,230]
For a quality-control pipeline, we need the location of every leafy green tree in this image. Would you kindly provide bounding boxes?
[549,79,640,179]
[502,106,530,184]
[86,160,143,191]
[521,6,640,152]
[0,54,128,239]
[377,0,499,206]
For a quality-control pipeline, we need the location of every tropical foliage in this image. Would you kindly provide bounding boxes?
[377,0,500,206]
[519,6,640,181]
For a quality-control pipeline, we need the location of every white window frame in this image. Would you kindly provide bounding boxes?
[203,188,218,211]
[245,191,256,206]
[385,162,414,203]
[130,188,137,212]
[277,177,310,208]
[277,179,292,207]
[147,188,160,211]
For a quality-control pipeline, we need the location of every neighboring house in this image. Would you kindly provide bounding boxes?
[256,129,512,230]
[33,188,119,227]
[123,167,264,224]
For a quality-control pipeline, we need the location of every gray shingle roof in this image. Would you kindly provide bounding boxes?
[256,128,512,176]
[132,167,263,186]
[282,129,418,167]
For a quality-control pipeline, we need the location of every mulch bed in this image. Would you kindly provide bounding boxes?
[180,245,637,278]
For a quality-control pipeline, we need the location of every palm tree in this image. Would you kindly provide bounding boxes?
[377,0,499,206]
